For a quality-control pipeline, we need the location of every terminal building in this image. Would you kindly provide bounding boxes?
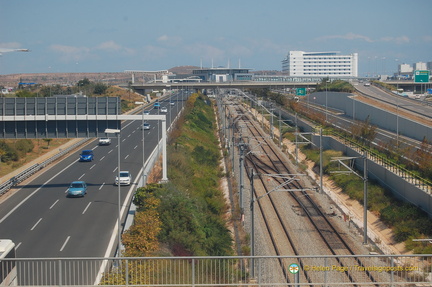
[192,68,253,82]
[282,51,358,77]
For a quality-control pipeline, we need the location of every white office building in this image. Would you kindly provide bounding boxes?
[282,51,358,77]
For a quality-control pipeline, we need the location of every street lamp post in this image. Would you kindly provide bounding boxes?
[325,79,330,122]
[142,111,146,186]
[105,128,122,256]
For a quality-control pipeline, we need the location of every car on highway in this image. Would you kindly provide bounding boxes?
[142,122,150,130]
[143,110,150,115]
[79,149,94,162]
[170,101,175,106]
[67,181,87,197]
[160,106,168,113]
[115,171,132,186]
[98,137,111,145]
[154,102,160,109]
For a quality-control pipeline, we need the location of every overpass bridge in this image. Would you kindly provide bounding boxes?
[129,80,321,94]
[128,78,429,95]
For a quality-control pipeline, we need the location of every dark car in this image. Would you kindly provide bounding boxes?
[67,181,87,197]
[79,150,94,162]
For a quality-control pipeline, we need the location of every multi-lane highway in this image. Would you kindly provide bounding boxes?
[0,92,185,259]
[354,82,432,119]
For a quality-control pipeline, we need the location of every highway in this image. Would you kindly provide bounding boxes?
[0,92,185,259]
[354,82,432,119]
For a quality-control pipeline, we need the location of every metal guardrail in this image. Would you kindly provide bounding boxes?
[0,138,92,196]
[2,254,431,286]
[330,130,432,194]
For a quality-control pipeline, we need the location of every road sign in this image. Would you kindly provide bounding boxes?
[414,70,429,83]
[296,87,306,96]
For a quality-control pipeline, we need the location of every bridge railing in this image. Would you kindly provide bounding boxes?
[2,254,431,286]
[329,130,432,194]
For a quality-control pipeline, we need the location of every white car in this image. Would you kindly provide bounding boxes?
[160,107,168,113]
[142,122,150,130]
[143,110,150,115]
[115,171,132,186]
[99,137,111,145]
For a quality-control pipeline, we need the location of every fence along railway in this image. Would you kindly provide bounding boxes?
[223,96,426,286]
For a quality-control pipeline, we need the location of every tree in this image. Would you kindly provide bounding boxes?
[413,137,432,178]
[122,196,162,257]
[42,138,52,147]
[77,78,91,87]
[94,83,108,95]
[350,115,376,145]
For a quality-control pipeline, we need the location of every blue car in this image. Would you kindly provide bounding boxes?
[67,181,87,197]
[79,150,94,162]
[154,102,160,109]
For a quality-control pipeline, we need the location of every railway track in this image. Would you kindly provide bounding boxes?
[227,102,385,286]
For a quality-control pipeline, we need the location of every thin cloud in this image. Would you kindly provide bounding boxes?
[380,36,410,44]
[50,44,91,61]
[95,41,122,51]
[316,32,374,43]
[157,35,182,46]
[184,43,225,63]
[0,42,25,49]
[422,35,432,42]
[50,41,136,62]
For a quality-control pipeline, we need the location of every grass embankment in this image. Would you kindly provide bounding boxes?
[123,93,233,257]
[101,93,235,285]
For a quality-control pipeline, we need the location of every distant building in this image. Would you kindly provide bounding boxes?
[192,68,253,82]
[414,62,427,71]
[397,63,414,79]
[281,51,358,77]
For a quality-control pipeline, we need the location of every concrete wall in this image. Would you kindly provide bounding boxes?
[312,135,432,217]
[274,93,432,217]
[310,91,432,142]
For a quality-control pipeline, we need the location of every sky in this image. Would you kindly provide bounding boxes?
[1,0,431,76]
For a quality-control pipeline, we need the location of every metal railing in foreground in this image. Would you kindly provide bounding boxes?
[1,254,431,286]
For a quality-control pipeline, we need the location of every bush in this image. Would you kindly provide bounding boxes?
[15,139,34,156]
[0,140,19,162]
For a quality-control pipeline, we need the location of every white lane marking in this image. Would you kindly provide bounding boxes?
[98,171,137,282]
[90,164,96,169]
[82,202,91,214]
[99,183,105,190]
[50,199,59,209]
[113,167,118,173]
[0,160,77,224]
[125,155,129,159]
[31,218,42,231]
[78,174,85,180]
[108,149,113,154]
[16,242,22,250]
[134,145,138,149]
[100,156,105,161]
[60,236,70,252]
[127,134,131,138]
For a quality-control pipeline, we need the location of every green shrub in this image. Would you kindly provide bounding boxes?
[15,139,34,156]
[0,141,19,162]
